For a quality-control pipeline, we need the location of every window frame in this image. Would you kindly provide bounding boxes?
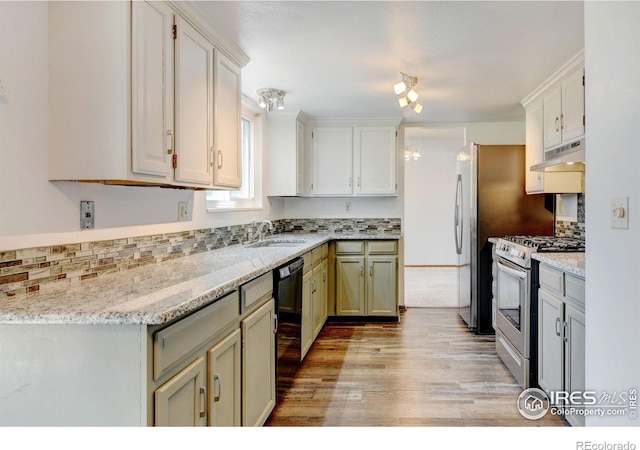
[206,98,263,212]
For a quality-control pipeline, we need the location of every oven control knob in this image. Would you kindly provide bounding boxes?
[520,251,526,259]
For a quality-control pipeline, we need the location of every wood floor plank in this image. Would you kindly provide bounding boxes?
[265,307,568,427]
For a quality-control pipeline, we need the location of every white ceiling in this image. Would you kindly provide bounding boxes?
[192,1,584,124]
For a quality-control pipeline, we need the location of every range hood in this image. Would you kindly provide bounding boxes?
[531,137,585,172]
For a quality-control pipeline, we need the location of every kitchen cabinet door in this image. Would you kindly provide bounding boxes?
[564,304,586,427]
[312,127,353,196]
[174,15,214,187]
[366,256,397,316]
[131,0,174,182]
[213,50,242,188]
[354,127,397,195]
[301,270,314,360]
[561,68,585,143]
[312,260,328,341]
[155,357,207,426]
[543,85,563,150]
[538,289,565,396]
[336,256,366,315]
[241,298,276,426]
[207,329,241,427]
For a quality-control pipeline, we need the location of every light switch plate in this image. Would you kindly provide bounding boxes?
[178,202,188,221]
[81,201,95,229]
[611,197,629,229]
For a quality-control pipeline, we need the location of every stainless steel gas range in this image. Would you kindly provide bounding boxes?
[493,235,585,388]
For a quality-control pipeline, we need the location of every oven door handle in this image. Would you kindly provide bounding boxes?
[496,259,527,280]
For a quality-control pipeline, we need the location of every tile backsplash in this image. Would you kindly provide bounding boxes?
[555,193,586,239]
[0,218,401,299]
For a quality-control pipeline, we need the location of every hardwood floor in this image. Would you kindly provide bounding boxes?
[266,307,567,427]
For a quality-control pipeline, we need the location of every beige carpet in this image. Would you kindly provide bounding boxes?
[404,267,458,308]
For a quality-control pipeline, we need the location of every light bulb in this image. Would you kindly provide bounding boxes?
[258,95,267,109]
[277,97,285,110]
[407,89,419,103]
[413,150,421,160]
[398,96,409,108]
[411,102,423,114]
[393,81,407,95]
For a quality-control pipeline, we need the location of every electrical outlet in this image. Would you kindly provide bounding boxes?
[345,201,351,213]
[611,197,629,229]
[178,202,189,221]
[81,201,95,229]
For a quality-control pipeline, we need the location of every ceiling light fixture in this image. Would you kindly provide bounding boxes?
[257,88,286,112]
[394,72,423,114]
[404,145,422,161]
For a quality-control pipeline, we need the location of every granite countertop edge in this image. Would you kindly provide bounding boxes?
[0,232,401,326]
[532,252,586,278]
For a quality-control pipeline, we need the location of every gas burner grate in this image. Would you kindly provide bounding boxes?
[502,235,585,252]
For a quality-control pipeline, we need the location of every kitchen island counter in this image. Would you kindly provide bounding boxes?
[0,233,400,326]
[532,252,585,278]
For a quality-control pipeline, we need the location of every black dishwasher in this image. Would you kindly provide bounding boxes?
[273,257,304,401]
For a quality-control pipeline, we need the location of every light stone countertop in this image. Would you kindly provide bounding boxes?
[532,252,585,278]
[0,233,400,326]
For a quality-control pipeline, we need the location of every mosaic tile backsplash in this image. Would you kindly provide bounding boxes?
[0,218,401,299]
[555,194,586,239]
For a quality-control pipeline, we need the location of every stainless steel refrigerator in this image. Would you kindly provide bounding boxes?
[454,143,554,334]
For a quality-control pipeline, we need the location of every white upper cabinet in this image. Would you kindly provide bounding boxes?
[174,15,214,187]
[131,0,174,182]
[309,121,398,197]
[265,112,308,196]
[48,1,248,189]
[521,50,584,194]
[543,67,585,151]
[213,51,242,188]
[354,127,397,195]
[312,127,354,196]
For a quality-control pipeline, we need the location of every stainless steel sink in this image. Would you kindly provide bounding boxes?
[245,238,308,248]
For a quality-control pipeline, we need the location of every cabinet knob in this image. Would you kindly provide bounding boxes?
[166,130,173,154]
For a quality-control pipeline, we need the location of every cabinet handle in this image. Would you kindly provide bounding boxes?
[555,117,560,132]
[369,265,372,277]
[349,177,352,188]
[217,150,223,169]
[562,321,569,343]
[274,315,278,333]
[555,317,561,337]
[360,265,363,276]
[166,130,173,155]
[560,114,564,130]
[199,386,206,418]
[213,374,221,402]
[322,270,326,282]
[357,177,361,188]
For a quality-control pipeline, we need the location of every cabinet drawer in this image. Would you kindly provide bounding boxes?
[241,272,273,315]
[302,251,312,273]
[539,264,564,296]
[154,291,239,380]
[321,243,329,260]
[311,246,322,267]
[335,241,365,255]
[367,240,397,255]
[565,274,585,310]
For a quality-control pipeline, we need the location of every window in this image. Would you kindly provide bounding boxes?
[206,101,263,211]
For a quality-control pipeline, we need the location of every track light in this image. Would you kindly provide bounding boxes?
[256,88,286,112]
[393,72,422,114]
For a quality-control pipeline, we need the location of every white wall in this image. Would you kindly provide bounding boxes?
[584,2,640,426]
[400,122,525,266]
[0,2,280,252]
[403,138,463,265]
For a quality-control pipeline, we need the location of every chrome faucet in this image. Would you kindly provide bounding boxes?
[248,220,274,243]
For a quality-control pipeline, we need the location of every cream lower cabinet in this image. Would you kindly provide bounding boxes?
[301,244,329,360]
[537,262,585,427]
[241,298,276,426]
[207,329,241,426]
[155,357,208,426]
[335,241,398,318]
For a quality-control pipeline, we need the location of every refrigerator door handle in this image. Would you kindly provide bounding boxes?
[455,174,463,255]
